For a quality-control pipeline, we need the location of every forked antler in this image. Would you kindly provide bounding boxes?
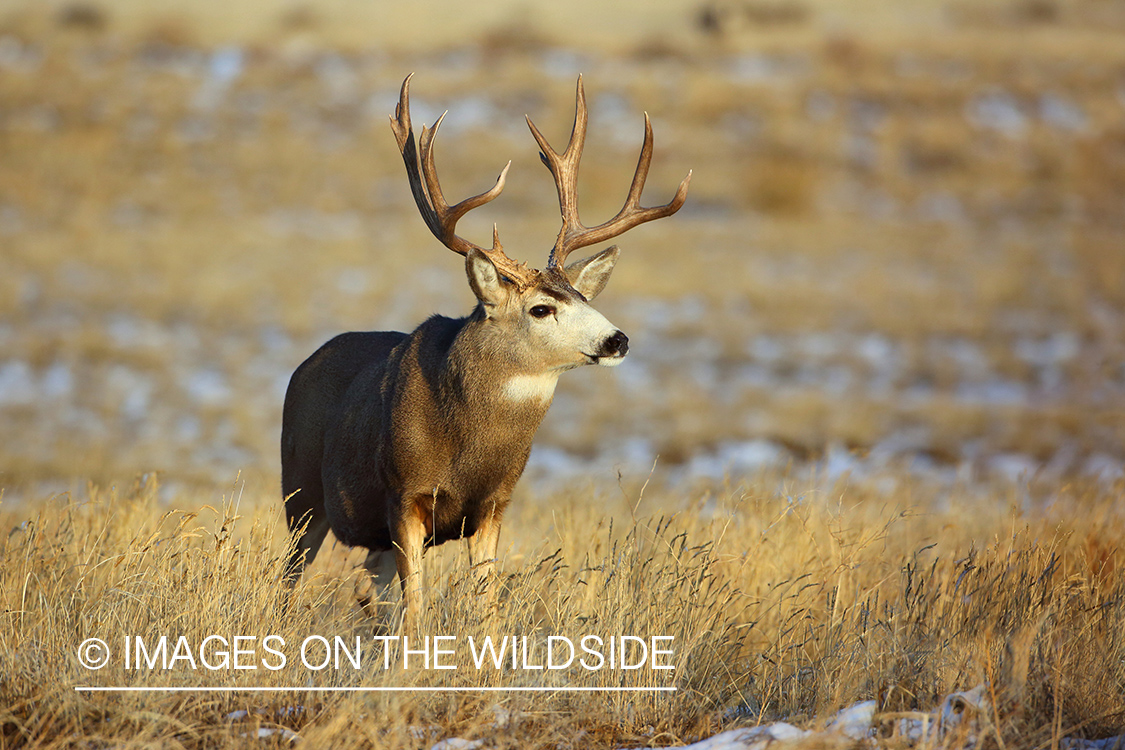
[526,76,692,270]
[390,74,538,289]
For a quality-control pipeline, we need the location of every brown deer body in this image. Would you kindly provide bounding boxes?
[281,75,689,620]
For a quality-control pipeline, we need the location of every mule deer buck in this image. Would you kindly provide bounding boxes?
[281,75,690,621]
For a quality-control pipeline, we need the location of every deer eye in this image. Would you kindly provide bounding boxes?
[529,304,555,319]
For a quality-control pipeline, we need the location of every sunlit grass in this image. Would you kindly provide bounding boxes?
[2,476,1123,746]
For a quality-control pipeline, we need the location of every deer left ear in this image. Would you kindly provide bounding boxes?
[564,245,619,300]
[466,247,510,310]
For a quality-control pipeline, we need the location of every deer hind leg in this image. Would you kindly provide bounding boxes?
[355,549,398,620]
[283,510,331,585]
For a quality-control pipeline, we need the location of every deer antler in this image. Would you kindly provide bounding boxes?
[526,76,692,270]
[390,74,538,289]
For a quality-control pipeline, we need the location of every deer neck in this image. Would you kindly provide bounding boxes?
[443,318,559,418]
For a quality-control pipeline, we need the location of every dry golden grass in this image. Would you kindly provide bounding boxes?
[2,476,1123,747]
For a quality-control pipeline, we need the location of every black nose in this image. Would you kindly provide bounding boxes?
[600,330,629,357]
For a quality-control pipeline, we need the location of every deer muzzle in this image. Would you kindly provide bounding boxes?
[598,330,629,359]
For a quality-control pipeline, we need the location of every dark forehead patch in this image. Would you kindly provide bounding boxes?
[539,286,571,302]
[537,268,587,302]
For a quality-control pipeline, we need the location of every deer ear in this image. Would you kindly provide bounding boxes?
[466,248,510,309]
[564,245,619,300]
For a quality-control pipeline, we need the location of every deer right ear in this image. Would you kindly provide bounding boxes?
[466,247,509,309]
[565,245,619,301]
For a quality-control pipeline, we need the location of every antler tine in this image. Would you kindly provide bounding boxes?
[390,74,443,241]
[417,113,512,230]
[526,75,587,225]
[389,74,536,288]
[527,76,589,269]
[528,76,692,270]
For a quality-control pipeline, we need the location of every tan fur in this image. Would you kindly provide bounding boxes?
[281,76,687,627]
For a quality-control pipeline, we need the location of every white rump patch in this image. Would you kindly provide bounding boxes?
[502,373,559,404]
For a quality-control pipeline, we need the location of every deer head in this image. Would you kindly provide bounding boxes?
[389,74,691,385]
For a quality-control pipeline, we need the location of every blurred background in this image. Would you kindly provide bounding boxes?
[1,0,1123,502]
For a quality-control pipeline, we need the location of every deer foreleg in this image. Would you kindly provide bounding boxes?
[467,507,504,614]
[467,514,501,582]
[391,498,430,627]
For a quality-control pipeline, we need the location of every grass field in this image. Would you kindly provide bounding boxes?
[1,0,1124,746]
[4,476,1124,747]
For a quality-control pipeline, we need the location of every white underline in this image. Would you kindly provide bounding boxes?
[75,686,676,693]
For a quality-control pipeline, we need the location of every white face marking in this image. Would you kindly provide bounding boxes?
[483,277,626,378]
[529,296,621,368]
[501,372,560,404]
